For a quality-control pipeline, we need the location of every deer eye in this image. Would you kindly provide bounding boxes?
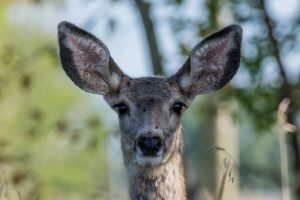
[113,103,129,115]
[172,102,186,115]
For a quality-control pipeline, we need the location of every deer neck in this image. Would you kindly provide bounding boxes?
[127,130,186,200]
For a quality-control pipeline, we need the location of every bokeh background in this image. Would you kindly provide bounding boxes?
[0,0,300,200]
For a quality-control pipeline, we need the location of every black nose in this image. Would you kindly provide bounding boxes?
[137,136,162,156]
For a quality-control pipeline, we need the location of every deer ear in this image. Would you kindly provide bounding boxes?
[171,24,242,99]
[58,21,126,95]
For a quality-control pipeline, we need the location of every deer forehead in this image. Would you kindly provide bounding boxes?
[124,77,175,101]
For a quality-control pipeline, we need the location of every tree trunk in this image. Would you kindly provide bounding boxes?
[133,0,165,76]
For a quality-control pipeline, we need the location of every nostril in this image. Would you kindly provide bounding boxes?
[138,136,147,148]
[137,136,162,156]
[152,136,162,149]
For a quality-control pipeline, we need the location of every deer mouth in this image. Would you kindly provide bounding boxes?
[136,153,163,167]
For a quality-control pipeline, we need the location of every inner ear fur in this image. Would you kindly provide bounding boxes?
[58,21,126,96]
[171,24,242,98]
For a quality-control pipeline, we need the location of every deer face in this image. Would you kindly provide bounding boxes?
[57,21,242,168]
[104,77,188,167]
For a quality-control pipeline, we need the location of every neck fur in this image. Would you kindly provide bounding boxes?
[126,130,186,200]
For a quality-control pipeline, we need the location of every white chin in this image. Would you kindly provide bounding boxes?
[136,155,163,167]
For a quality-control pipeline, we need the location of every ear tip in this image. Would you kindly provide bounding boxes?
[227,24,243,39]
[57,21,77,34]
[58,21,69,30]
[227,24,243,32]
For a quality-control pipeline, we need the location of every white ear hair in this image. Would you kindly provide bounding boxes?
[171,24,242,98]
[110,72,122,90]
[66,35,109,70]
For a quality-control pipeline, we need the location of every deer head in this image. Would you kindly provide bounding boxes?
[57,21,242,169]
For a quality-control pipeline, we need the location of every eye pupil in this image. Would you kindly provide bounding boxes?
[114,103,129,115]
[173,102,184,114]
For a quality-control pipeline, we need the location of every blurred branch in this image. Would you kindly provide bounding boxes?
[260,1,288,85]
[133,0,165,76]
[207,0,219,30]
[259,0,292,99]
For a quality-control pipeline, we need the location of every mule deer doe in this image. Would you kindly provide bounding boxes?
[57,21,242,200]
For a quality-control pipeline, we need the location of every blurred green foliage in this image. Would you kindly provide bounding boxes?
[0,1,110,199]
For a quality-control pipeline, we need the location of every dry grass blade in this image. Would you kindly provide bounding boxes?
[207,146,237,200]
[0,169,20,200]
[217,158,230,200]
[0,170,8,200]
